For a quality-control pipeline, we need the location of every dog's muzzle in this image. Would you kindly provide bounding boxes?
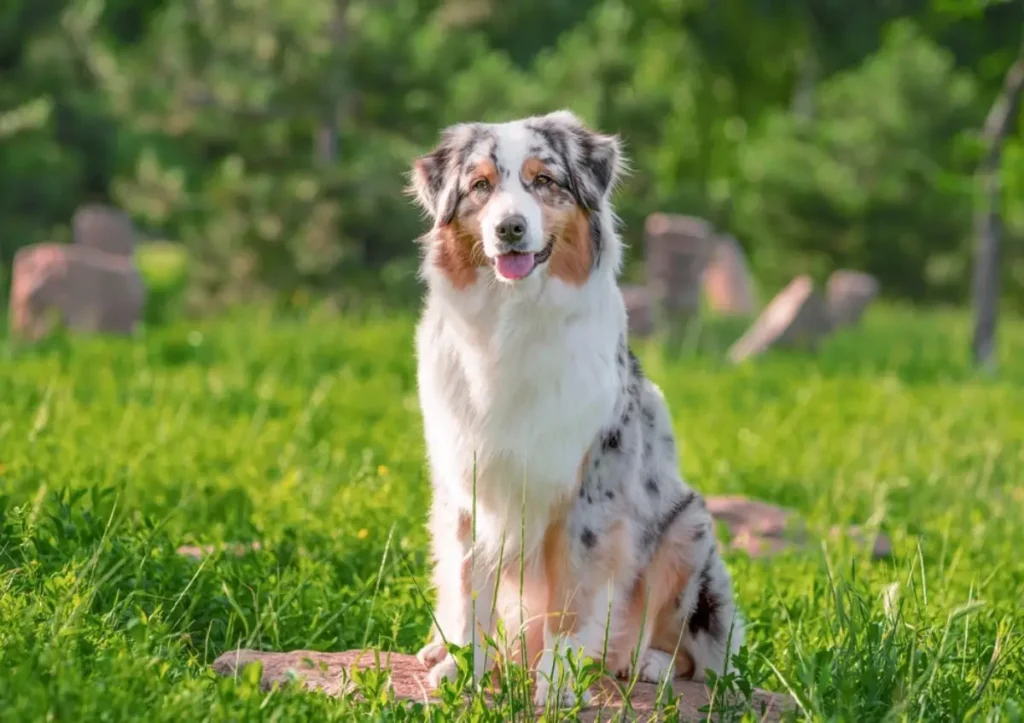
[492,236,554,281]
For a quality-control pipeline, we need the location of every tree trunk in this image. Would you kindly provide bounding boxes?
[972,47,1024,371]
[316,0,349,166]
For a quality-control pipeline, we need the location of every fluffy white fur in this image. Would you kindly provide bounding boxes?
[409,110,743,707]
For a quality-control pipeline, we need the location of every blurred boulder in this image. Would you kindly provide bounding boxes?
[706,495,891,560]
[644,213,713,324]
[72,204,138,257]
[706,495,798,557]
[9,243,145,340]
[703,234,757,316]
[621,284,654,337]
[727,275,831,363]
[827,270,879,329]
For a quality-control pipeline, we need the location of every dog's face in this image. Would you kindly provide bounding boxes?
[410,110,622,290]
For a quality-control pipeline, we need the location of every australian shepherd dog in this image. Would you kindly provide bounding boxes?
[408,110,743,706]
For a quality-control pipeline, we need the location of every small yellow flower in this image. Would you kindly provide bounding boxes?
[377,465,389,477]
[357,528,369,540]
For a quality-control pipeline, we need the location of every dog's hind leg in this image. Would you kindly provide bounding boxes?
[646,512,745,683]
[534,507,633,708]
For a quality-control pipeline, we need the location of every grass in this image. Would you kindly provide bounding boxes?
[1,301,1023,721]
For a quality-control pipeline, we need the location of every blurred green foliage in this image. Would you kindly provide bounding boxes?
[0,0,1022,311]
[135,240,190,325]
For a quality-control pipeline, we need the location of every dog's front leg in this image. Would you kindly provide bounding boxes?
[534,515,628,708]
[418,497,499,689]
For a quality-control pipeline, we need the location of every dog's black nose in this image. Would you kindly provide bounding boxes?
[496,214,527,243]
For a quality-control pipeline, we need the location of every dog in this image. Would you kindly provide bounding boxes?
[408,110,743,706]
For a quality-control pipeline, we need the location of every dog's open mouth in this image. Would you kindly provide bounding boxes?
[493,237,554,281]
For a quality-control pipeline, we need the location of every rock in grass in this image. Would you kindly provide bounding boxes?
[176,541,262,559]
[726,275,832,363]
[826,270,879,329]
[72,203,138,257]
[622,284,654,338]
[706,495,891,560]
[212,649,795,722]
[703,234,757,317]
[644,213,714,323]
[9,243,145,340]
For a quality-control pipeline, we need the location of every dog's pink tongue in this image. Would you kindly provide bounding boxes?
[495,252,536,280]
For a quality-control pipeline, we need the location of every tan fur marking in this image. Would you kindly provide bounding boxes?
[546,206,592,286]
[610,520,697,676]
[542,511,629,645]
[540,452,592,637]
[646,547,694,674]
[524,156,593,286]
[434,209,488,290]
[578,452,590,486]
[469,158,499,188]
[458,511,472,597]
[605,574,651,673]
[521,157,550,184]
[542,513,575,636]
[596,520,628,578]
[498,568,547,671]
[457,511,471,541]
[433,159,500,288]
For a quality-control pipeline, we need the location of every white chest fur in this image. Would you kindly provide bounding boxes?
[416,274,625,555]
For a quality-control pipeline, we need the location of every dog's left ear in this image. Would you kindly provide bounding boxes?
[544,110,624,211]
[408,124,473,227]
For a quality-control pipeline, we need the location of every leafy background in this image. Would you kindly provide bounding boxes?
[1,0,1022,314]
[3,2,1024,720]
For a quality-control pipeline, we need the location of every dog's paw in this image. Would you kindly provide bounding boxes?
[533,676,593,709]
[426,653,460,689]
[632,649,676,684]
[423,647,491,690]
[615,649,677,684]
[416,641,450,670]
[533,646,593,709]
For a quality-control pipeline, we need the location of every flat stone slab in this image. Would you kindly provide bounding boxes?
[727,275,831,363]
[176,541,262,559]
[707,495,891,559]
[212,649,794,722]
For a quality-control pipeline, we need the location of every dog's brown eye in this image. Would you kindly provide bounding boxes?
[472,179,491,194]
[534,174,553,187]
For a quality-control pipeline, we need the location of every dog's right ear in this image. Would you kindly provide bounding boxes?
[408,125,471,227]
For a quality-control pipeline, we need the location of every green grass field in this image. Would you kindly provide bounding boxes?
[1,303,1022,721]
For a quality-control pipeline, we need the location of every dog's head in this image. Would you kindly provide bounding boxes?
[409,110,624,292]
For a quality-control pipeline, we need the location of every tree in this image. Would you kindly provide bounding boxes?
[971,33,1024,369]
